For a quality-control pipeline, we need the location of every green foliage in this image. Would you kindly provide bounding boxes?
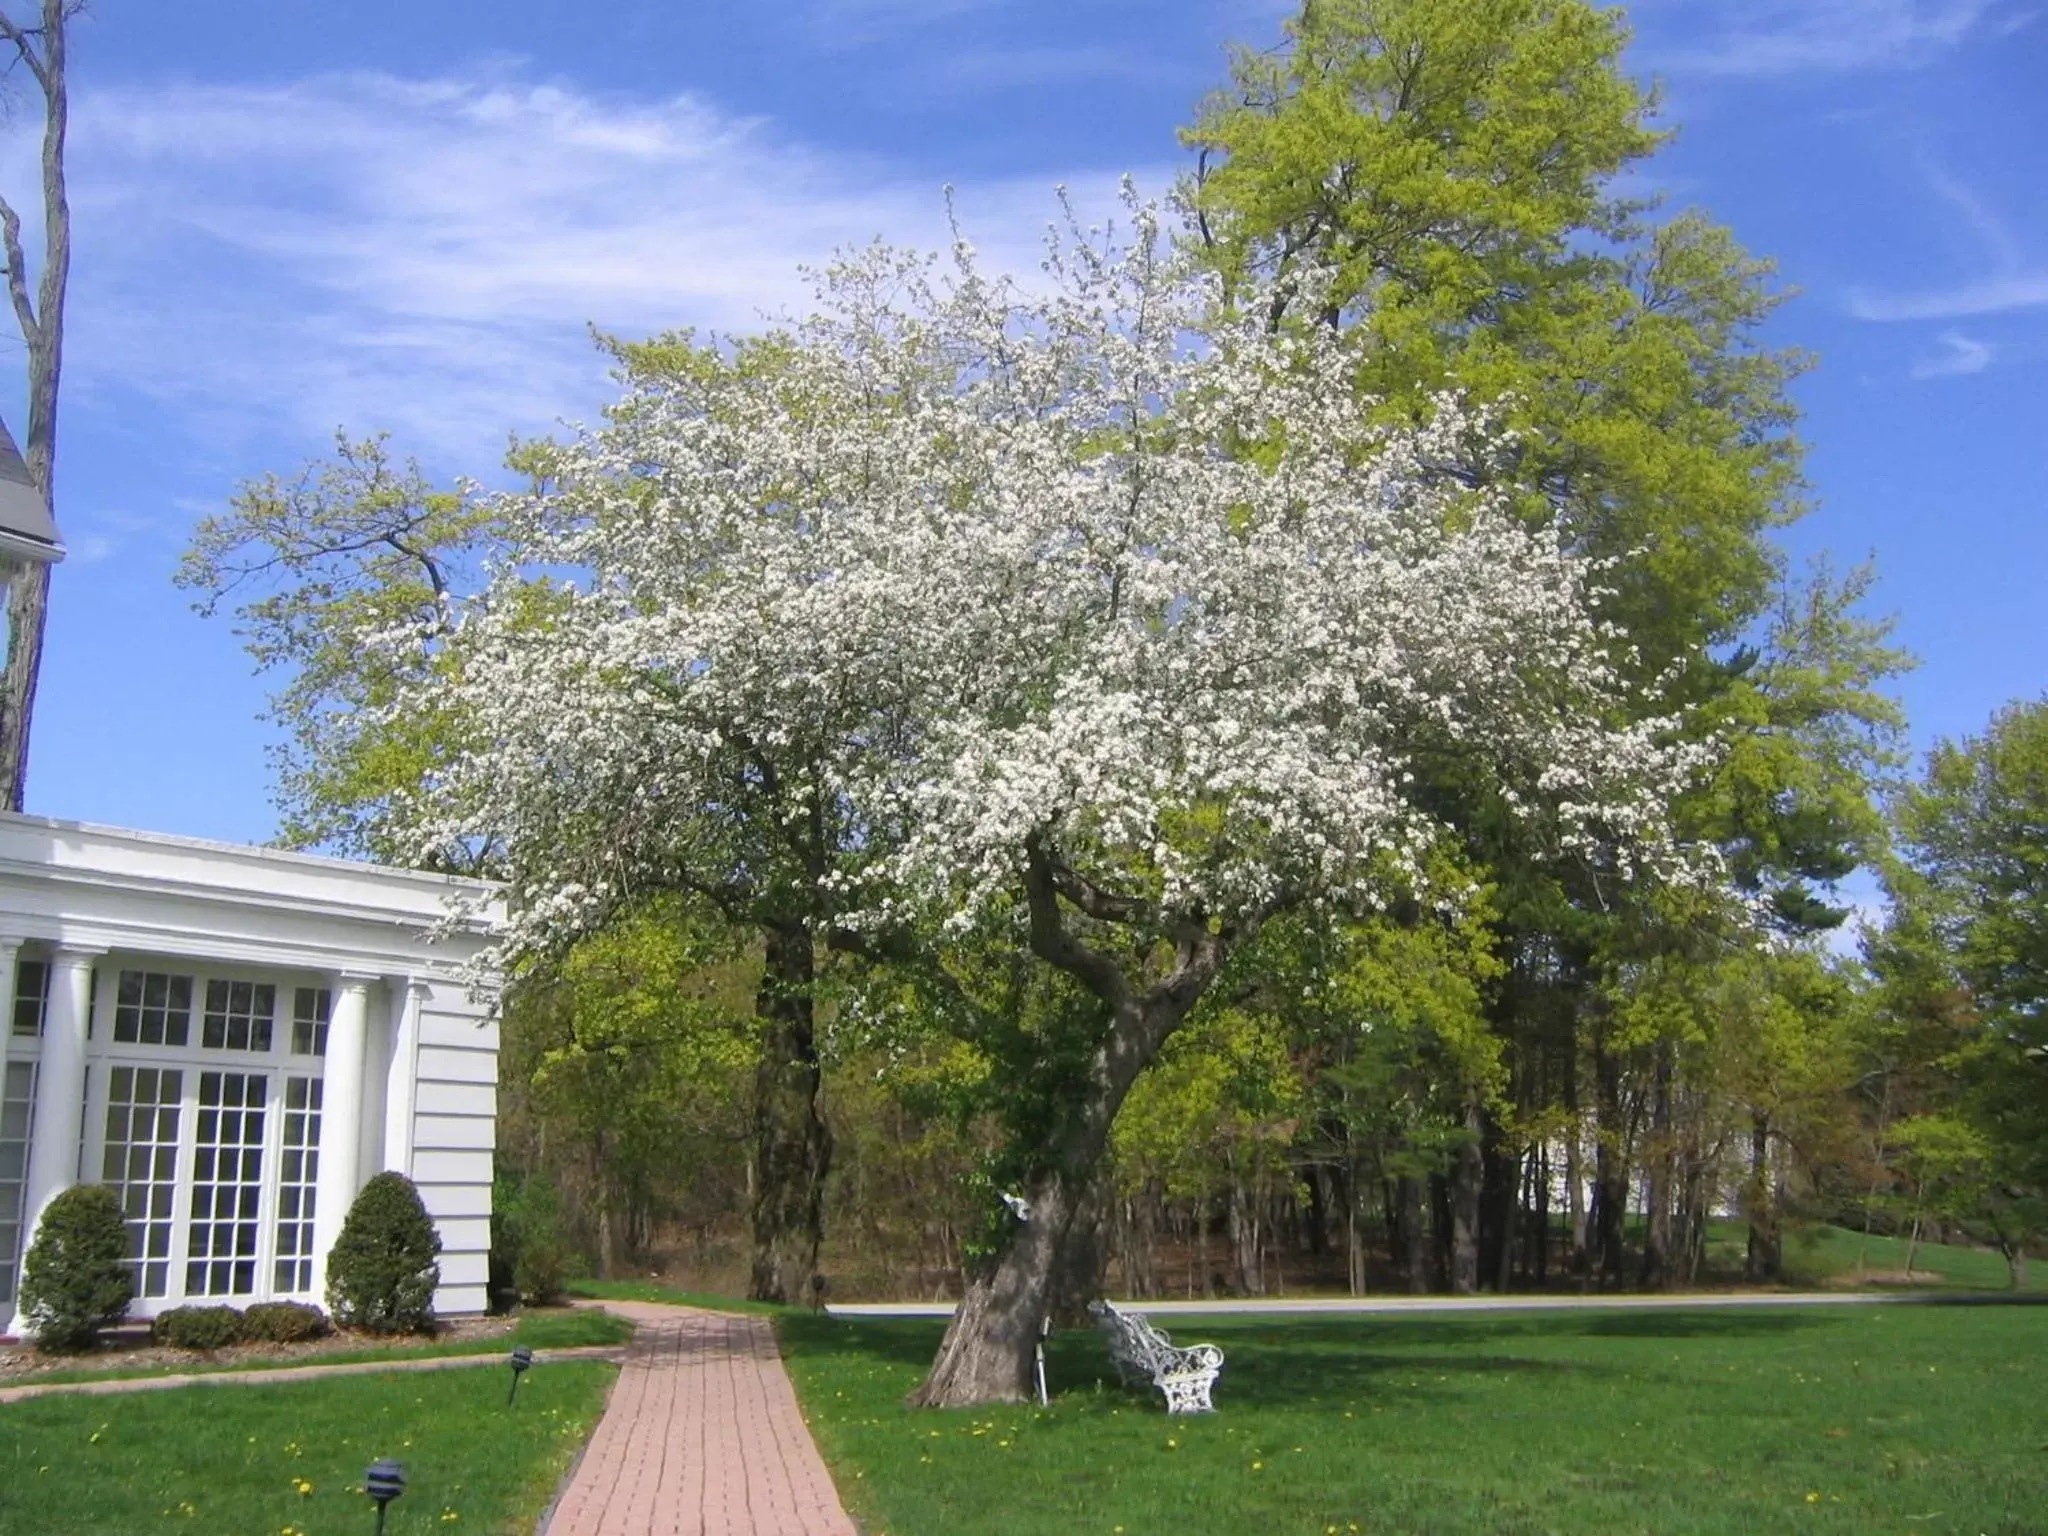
[19,1184,134,1353]
[1186,0,1807,664]
[174,432,502,864]
[494,1172,572,1306]
[325,1172,442,1334]
[501,897,757,1274]
[240,1300,331,1343]
[149,1304,247,1350]
[1873,696,2048,1283]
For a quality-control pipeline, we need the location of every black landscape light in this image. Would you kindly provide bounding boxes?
[508,1343,534,1405]
[365,1458,405,1536]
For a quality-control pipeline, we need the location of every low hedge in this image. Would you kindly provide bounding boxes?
[150,1301,331,1349]
[243,1300,330,1343]
[151,1304,247,1350]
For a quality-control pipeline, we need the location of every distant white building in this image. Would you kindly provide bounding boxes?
[0,812,502,1335]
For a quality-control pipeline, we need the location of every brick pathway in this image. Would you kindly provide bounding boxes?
[544,1301,858,1536]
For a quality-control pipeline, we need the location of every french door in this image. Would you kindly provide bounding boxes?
[95,1062,324,1306]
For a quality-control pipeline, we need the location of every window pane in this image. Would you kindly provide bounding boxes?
[100,1067,183,1299]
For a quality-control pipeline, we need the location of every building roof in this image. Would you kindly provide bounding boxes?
[0,420,60,563]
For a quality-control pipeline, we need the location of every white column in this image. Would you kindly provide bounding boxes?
[0,940,18,1095]
[381,979,426,1177]
[312,974,374,1299]
[23,949,96,1215]
[16,947,99,1297]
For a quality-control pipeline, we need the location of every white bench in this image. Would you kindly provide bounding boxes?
[1088,1299,1224,1414]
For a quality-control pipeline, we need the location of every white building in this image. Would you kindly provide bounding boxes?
[0,811,502,1335]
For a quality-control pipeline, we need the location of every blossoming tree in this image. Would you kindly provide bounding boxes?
[391,197,1706,1404]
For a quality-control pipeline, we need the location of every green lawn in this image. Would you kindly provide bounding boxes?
[0,1356,616,1533]
[1773,1224,2045,1292]
[10,1305,632,1388]
[777,1303,2048,1535]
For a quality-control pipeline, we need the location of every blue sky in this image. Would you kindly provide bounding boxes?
[11,0,2045,866]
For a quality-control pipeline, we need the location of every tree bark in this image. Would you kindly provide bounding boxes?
[1045,1167,1111,1325]
[748,924,831,1304]
[1449,1103,1483,1294]
[909,838,1243,1405]
[1744,1113,1781,1283]
[1639,1050,1673,1291]
[0,2,75,809]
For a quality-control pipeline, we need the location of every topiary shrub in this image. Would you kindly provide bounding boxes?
[242,1300,329,1343]
[19,1184,135,1353]
[151,1304,247,1350]
[326,1172,442,1334]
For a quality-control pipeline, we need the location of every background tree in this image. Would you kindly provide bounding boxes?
[1869,697,2048,1286]
[0,0,83,808]
[1182,0,1905,1294]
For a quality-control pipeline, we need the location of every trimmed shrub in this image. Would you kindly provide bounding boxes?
[326,1172,442,1334]
[19,1184,134,1353]
[243,1301,330,1343]
[151,1304,247,1350]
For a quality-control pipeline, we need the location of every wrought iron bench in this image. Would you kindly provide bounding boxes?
[1088,1299,1224,1414]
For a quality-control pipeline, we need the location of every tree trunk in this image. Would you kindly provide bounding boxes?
[1744,1114,1781,1283]
[0,560,48,809]
[1046,1168,1110,1325]
[0,4,73,811]
[1566,1125,1588,1286]
[748,924,831,1304]
[1639,1052,1673,1291]
[1449,1104,1483,1294]
[1397,1175,1429,1293]
[912,1169,1076,1407]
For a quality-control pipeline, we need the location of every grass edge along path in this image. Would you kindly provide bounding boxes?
[0,1354,620,1534]
[0,1306,633,1391]
[775,1300,2048,1536]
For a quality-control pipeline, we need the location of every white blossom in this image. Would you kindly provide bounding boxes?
[381,192,1711,967]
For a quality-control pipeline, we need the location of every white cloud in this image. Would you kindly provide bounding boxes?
[1910,329,1994,377]
[1849,270,2048,320]
[35,72,1160,467]
[1845,161,2044,323]
[1659,1,2006,76]
[66,532,115,564]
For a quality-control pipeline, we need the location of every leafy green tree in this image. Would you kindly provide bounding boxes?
[1875,698,2048,1285]
[1186,1,1908,1296]
[175,434,499,864]
[1185,0,1807,666]
[503,899,758,1278]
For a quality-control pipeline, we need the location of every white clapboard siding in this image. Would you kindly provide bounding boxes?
[415,1045,497,1084]
[408,994,497,1317]
[416,1181,492,1219]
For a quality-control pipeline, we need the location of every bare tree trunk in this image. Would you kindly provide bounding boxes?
[1450,1103,1483,1294]
[1639,1051,1673,1290]
[1744,1114,1781,1283]
[1045,1168,1110,1325]
[0,2,77,809]
[749,924,831,1304]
